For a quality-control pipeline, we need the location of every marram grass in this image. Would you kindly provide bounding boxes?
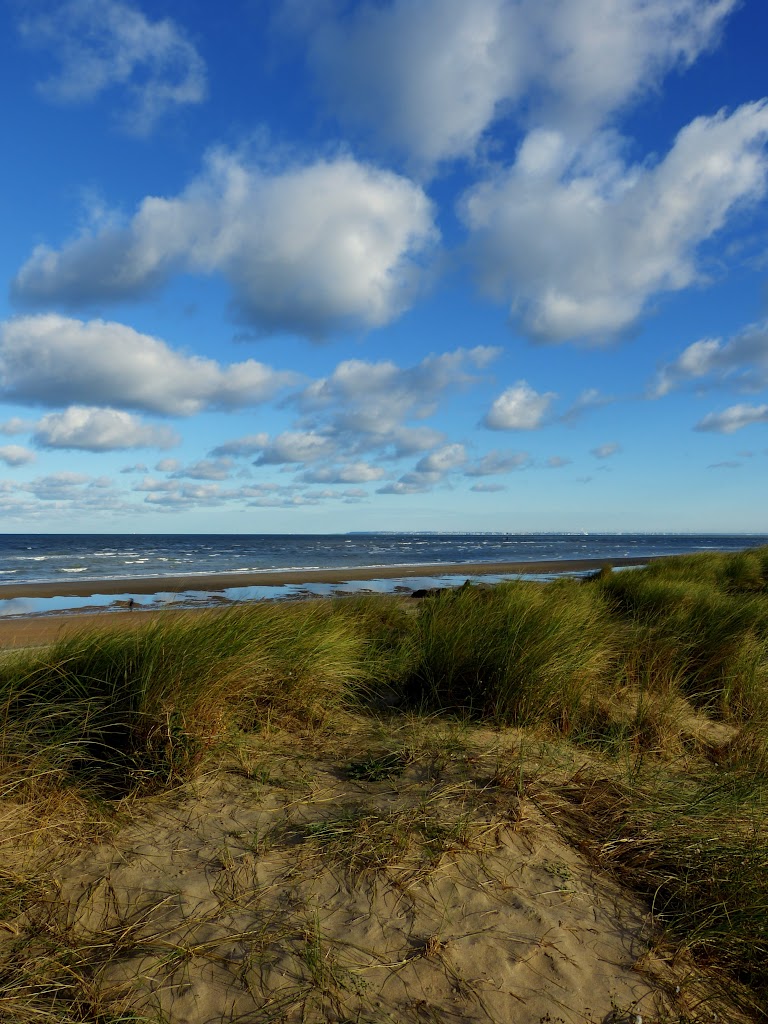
[1,548,767,797]
[1,546,768,1015]
[0,601,377,796]
[404,577,618,729]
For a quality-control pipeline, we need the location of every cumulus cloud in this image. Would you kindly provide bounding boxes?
[483,381,556,430]
[464,450,529,476]
[0,445,35,467]
[124,474,372,513]
[0,473,143,520]
[546,455,572,468]
[32,406,179,451]
[306,0,518,169]
[209,434,270,458]
[461,102,768,342]
[652,321,768,396]
[253,431,337,466]
[377,443,468,494]
[695,404,768,433]
[560,388,614,421]
[376,478,430,496]
[591,442,622,458]
[0,418,34,436]
[27,472,90,501]
[300,462,386,484]
[12,151,437,338]
[140,482,227,508]
[470,482,506,492]
[296,347,497,460]
[302,0,735,168]
[416,443,467,474]
[169,458,234,481]
[18,0,206,134]
[0,315,296,415]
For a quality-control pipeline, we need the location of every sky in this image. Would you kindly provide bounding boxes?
[1,0,767,534]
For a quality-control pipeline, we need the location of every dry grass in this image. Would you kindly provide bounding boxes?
[1,547,768,1020]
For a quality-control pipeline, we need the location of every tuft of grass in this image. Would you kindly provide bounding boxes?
[598,563,768,722]
[405,577,617,730]
[3,545,768,1018]
[0,601,376,799]
[553,758,768,1016]
[345,749,408,782]
[291,801,476,877]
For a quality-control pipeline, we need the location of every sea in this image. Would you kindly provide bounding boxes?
[0,532,765,618]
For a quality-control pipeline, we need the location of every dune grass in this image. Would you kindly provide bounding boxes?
[404,577,618,729]
[0,600,376,798]
[1,545,768,1017]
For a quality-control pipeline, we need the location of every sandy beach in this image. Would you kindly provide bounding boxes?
[0,555,653,599]
[0,555,655,650]
[1,546,763,1021]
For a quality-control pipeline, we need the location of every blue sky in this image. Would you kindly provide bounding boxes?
[1,0,767,533]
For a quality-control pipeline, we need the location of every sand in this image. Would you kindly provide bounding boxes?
[0,560,749,1022]
[0,556,655,651]
[0,556,653,600]
[22,722,726,1024]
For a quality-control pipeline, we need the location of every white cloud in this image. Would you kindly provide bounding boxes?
[125,475,372,513]
[0,315,296,415]
[546,455,572,468]
[32,406,179,451]
[302,0,735,168]
[695,404,768,433]
[27,472,91,501]
[209,434,270,458]
[591,442,622,458]
[524,0,736,135]
[301,463,386,484]
[254,431,337,466]
[470,482,506,493]
[0,474,144,520]
[484,381,556,430]
[19,0,206,134]
[376,478,431,496]
[461,102,768,342]
[560,388,614,421]
[0,445,35,467]
[170,458,234,481]
[415,443,467,474]
[307,0,518,169]
[297,347,497,459]
[0,418,34,436]
[378,443,468,494]
[141,483,226,507]
[12,151,437,338]
[652,321,768,396]
[464,450,529,476]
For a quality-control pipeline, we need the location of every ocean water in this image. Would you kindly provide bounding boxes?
[0,533,765,617]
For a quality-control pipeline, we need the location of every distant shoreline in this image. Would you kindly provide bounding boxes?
[0,555,658,600]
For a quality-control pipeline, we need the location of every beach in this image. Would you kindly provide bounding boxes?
[0,555,655,649]
[1,544,766,1021]
[0,554,654,599]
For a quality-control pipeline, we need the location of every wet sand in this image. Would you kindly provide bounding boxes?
[0,555,653,599]
[0,607,194,649]
[0,555,657,650]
